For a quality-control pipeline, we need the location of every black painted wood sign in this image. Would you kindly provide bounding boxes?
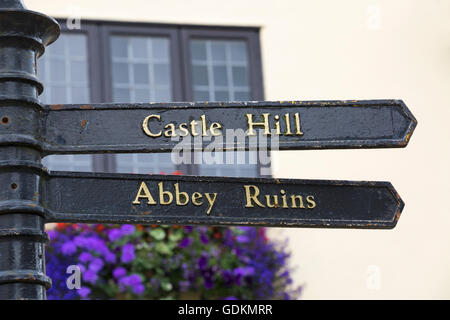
[0,0,417,299]
[41,171,404,229]
[41,100,416,154]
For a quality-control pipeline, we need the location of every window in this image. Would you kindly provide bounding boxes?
[39,21,267,177]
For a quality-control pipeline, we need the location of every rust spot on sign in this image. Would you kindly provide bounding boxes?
[80,119,88,128]
[50,104,62,110]
[80,105,93,110]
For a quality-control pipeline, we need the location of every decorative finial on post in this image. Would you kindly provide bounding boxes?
[0,0,26,9]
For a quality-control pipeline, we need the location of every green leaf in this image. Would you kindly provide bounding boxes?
[155,242,172,255]
[168,231,183,242]
[161,279,173,291]
[149,228,166,240]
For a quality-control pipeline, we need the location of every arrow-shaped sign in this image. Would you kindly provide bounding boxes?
[40,99,416,155]
[40,171,404,229]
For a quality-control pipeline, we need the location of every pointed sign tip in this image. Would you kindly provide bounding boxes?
[397,100,418,147]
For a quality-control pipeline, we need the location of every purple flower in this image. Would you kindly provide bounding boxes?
[113,267,126,279]
[61,242,76,255]
[72,236,85,247]
[234,266,255,278]
[197,254,208,270]
[118,274,143,294]
[47,230,56,241]
[132,284,145,295]
[200,233,209,244]
[121,243,135,263]
[77,264,86,273]
[120,224,135,236]
[179,237,192,248]
[224,296,238,300]
[89,257,104,272]
[79,252,92,263]
[127,274,142,285]
[221,270,233,286]
[179,280,190,292]
[104,251,116,264]
[83,270,98,284]
[236,235,249,243]
[108,229,122,241]
[78,287,91,299]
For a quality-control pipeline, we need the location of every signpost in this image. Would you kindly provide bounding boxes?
[43,172,403,229]
[0,0,417,300]
[40,100,416,154]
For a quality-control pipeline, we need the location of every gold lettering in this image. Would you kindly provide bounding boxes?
[290,195,305,208]
[244,185,266,208]
[294,113,304,136]
[190,120,199,136]
[280,189,288,208]
[163,123,176,137]
[133,182,156,205]
[210,122,222,136]
[158,182,173,205]
[246,113,271,136]
[306,195,316,209]
[204,193,217,215]
[274,115,281,135]
[142,115,162,137]
[192,192,203,206]
[174,183,189,206]
[200,115,208,136]
[265,195,279,208]
[179,123,189,137]
[284,113,293,135]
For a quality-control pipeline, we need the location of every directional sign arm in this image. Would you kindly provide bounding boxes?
[40,171,404,229]
[40,99,417,155]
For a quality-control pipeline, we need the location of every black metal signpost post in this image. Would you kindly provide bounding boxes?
[0,1,417,300]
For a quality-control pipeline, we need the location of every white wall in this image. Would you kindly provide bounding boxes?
[26,0,450,299]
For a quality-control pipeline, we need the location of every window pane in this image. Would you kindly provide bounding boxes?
[189,39,250,101]
[154,64,170,85]
[194,90,209,101]
[189,39,257,177]
[130,38,148,59]
[112,62,129,83]
[211,42,226,62]
[192,65,208,86]
[152,38,169,60]
[110,35,176,174]
[230,41,247,61]
[232,66,248,86]
[190,40,207,60]
[38,33,93,172]
[213,66,228,86]
[111,37,128,58]
[133,64,149,84]
[214,91,229,101]
[110,36,172,102]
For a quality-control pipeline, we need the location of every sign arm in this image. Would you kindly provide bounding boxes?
[41,171,404,229]
[39,100,417,155]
